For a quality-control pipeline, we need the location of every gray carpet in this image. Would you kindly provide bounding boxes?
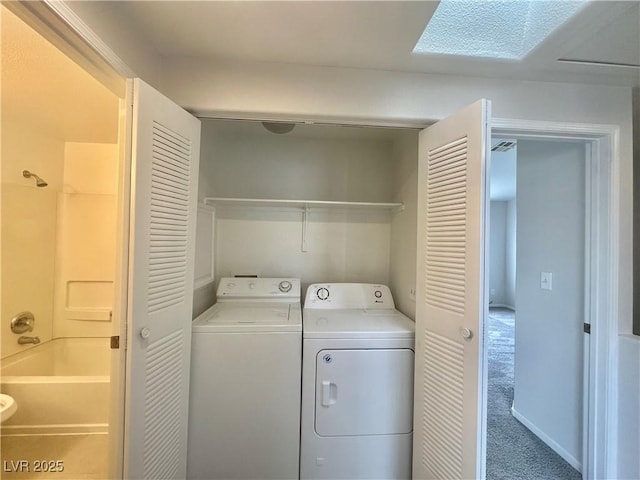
[486,308,582,480]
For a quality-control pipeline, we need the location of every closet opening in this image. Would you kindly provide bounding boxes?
[192,118,421,318]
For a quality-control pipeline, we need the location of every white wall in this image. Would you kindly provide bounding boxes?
[159,58,633,129]
[1,121,63,359]
[196,119,400,306]
[617,335,640,479]
[64,2,162,87]
[505,199,517,308]
[389,132,418,320]
[513,140,586,469]
[489,201,507,307]
[489,199,516,309]
[215,208,391,295]
[198,120,395,201]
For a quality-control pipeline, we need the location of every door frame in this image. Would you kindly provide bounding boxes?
[492,118,619,480]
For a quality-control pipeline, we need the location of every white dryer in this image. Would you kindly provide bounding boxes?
[301,283,415,480]
[188,277,302,480]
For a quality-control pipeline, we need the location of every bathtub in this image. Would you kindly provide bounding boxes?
[1,337,110,435]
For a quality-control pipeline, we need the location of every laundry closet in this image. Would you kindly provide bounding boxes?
[193,118,420,318]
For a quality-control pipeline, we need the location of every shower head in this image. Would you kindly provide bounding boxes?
[22,170,48,187]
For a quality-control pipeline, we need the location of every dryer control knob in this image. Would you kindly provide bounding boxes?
[278,281,292,293]
[374,290,383,298]
[317,287,330,301]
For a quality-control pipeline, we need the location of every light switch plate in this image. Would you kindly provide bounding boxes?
[541,272,553,291]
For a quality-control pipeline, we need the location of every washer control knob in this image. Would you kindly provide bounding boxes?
[374,290,382,298]
[278,281,292,293]
[227,282,235,289]
[249,282,256,289]
[317,287,330,301]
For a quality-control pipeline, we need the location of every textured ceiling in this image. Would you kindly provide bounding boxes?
[88,0,640,86]
[1,6,119,143]
[414,1,588,59]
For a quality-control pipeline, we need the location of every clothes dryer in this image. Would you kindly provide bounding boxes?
[301,283,415,480]
[188,277,302,480]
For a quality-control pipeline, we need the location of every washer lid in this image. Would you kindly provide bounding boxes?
[303,309,415,339]
[193,302,302,332]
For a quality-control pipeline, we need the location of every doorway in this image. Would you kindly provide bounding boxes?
[0,5,123,478]
[486,137,591,479]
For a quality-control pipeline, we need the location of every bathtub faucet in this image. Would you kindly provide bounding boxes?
[18,336,40,345]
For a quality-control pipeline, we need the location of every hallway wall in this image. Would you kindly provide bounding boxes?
[489,201,507,306]
[513,140,585,470]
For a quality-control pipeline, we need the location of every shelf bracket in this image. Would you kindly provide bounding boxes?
[301,206,309,252]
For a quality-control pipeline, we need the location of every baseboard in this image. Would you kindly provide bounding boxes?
[511,406,582,473]
[489,303,515,311]
[0,423,108,436]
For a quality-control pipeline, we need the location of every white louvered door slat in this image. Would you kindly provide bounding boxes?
[413,100,490,480]
[124,79,201,480]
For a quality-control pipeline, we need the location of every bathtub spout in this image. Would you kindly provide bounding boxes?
[18,336,40,345]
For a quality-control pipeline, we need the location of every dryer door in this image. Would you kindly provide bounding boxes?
[315,349,414,437]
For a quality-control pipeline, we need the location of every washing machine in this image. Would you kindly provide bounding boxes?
[187,277,302,480]
[300,283,415,480]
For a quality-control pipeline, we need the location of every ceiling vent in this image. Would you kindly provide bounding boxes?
[491,140,517,152]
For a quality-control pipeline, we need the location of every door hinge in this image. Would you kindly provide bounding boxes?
[110,335,120,349]
[583,323,591,334]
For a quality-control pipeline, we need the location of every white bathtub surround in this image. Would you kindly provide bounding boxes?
[53,142,118,338]
[0,338,110,435]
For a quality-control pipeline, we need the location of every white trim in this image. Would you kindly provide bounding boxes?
[583,140,594,480]
[511,406,583,473]
[194,111,428,129]
[488,303,515,311]
[493,118,619,140]
[43,1,134,78]
[107,84,134,480]
[204,197,404,211]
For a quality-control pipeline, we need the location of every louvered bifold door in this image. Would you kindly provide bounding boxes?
[124,79,201,480]
[413,100,490,480]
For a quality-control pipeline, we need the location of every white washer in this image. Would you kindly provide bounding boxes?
[301,283,415,480]
[188,277,302,480]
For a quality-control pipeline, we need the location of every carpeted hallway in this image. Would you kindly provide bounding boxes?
[486,307,582,480]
